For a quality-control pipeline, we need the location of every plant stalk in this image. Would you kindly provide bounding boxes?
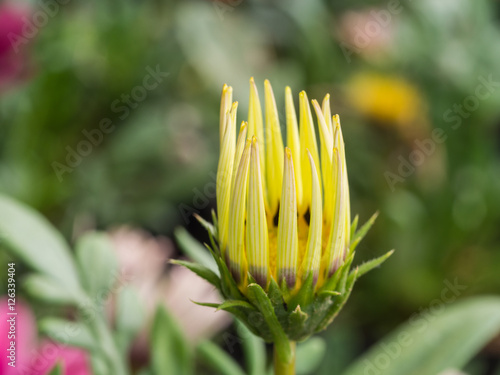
[274,341,296,375]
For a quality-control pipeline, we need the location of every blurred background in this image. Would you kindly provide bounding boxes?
[1,0,500,373]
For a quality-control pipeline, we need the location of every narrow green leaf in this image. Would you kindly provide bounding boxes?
[236,320,267,375]
[151,305,192,375]
[197,340,246,375]
[343,297,500,375]
[0,194,81,291]
[76,232,118,298]
[350,211,378,252]
[170,259,221,289]
[174,227,219,274]
[246,283,292,364]
[352,249,394,280]
[40,318,95,350]
[296,337,327,375]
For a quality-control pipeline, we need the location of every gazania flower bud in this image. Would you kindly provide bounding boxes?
[174,78,393,354]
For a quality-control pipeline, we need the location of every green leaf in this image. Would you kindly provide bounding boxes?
[0,194,81,291]
[40,318,95,350]
[296,337,327,375]
[342,297,500,375]
[246,283,292,364]
[236,320,266,375]
[23,274,84,305]
[115,287,145,351]
[352,249,394,280]
[151,305,192,375]
[76,232,118,298]
[349,211,378,252]
[47,363,63,375]
[197,340,246,375]
[170,259,221,289]
[174,227,219,274]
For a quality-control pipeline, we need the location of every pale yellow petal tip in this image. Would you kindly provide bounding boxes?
[240,121,247,130]
[250,77,256,85]
[299,90,306,99]
[285,86,292,94]
[285,147,292,159]
[251,135,258,145]
[323,93,330,101]
[264,79,271,86]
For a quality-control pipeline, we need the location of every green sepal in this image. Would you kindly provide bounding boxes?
[194,213,217,240]
[318,251,354,297]
[287,305,309,340]
[316,268,358,332]
[170,259,221,290]
[192,301,221,309]
[352,249,394,280]
[267,278,289,332]
[216,299,257,312]
[201,243,243,300]
[350,215,359,241]
[337,252,355,295]
[350,211,378,253]
[174,227,219,274]
[288,272,314,312]
[246,283,292,364]
[211,209,219,238]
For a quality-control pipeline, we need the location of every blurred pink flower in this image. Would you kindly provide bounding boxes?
[109,227,231,344]
[0,2,32,91]
[0,297,91,375]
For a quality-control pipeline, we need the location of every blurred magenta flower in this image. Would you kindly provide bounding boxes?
[0,297,91,375]
[0,2,31,91]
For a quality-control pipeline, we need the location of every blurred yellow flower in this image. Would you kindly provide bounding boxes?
[217,79,350,294]
[347,72,425,128]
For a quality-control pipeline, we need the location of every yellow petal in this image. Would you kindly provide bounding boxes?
[333,115,351,243]
[299,91,320,215]
[312,99,334,225]
[216,103,237,255]
[264,80,284,216]
[248,77,266,196]
[246,137,269,287]
[285,86,303,213]
[322,94,333,136]
[300,150,322,284]
[228,139,251,286]
[323,149,347,277]
[276,148,299,288]
[219,84,233,145]
[233,121,248,183]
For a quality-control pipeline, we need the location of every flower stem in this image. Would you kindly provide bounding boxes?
[274,341,296,375]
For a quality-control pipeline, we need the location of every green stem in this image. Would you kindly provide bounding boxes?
[274,341,296,375]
